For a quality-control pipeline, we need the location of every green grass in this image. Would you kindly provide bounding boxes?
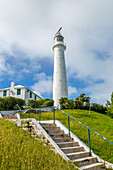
[20,109,113,163]
[0,119,76,170]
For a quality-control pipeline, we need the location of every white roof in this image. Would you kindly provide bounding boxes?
[15,85,25,88]
[0,84,42,99]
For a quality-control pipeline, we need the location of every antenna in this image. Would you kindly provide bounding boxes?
[55,27,62,35]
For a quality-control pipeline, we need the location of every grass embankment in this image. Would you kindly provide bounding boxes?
[20,109,113,163]
[0,119,76,170]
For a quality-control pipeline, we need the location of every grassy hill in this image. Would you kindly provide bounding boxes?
[20,109,113,163]
[0,119,76,170]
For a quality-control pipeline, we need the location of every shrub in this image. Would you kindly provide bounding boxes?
[0,97,25,111]
[106,106,113,118]
[44,99,54,106]
[28,98,54,108]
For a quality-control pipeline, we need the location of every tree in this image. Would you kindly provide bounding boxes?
[75,94,91,109]
[59,97,68,109]
[111,92,113,106]
[106,92,113,118]
[106,100,111,107]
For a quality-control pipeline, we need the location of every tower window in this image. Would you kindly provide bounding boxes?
[17,89,21,95]
[57,36,63,41]
[30,92,32,98]
[3,90,7,97]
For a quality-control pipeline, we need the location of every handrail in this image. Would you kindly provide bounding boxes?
[14,104,21,114]
[55,107,113,145]
[23,105,113,156]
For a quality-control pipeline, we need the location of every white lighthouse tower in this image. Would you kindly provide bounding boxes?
[53,28,68,107]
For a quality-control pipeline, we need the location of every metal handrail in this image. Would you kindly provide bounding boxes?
[14,104,21,114]
[55,106,113,156]
[23,105,113,156]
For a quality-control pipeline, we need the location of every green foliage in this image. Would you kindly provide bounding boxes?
[111,92,113,106]
[44,99,54,106]
[68,99,74,109]
[59,97,69,109]
[0,97,25,111]
[0,119,75,169]
[28,100,40,108]
[106,100,111,107]
[75,94,90,109]
[106,92,113,118]
[59,94,107,116]
[91,103,107,114]
[28,98,54,108]
[20,109,113,163]
[106,106,113,118]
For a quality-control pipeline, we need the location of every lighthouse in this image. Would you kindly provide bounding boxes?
[53,28,68,107]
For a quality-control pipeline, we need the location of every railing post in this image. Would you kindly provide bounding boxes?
[39,108,41,123]
[88,128,91,156]
[28,109,30,118]
[53,107,55,124]
[68,116,70,137]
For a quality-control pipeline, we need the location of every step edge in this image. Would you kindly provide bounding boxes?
[67,151,89,156]
[80,162,104,169]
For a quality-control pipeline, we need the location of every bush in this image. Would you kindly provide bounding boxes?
[0,97,25,111]
[44,99,54,106]
[59,97,68,109]
[106,106,113,118]
[28,98,54,108]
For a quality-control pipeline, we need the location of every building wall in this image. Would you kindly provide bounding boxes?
[53,43,68,107]
[24,89,40,104]
[0,87,41,104]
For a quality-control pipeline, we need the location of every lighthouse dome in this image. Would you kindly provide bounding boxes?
[54,30,64,43]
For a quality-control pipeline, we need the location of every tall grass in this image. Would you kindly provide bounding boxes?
[0,119,76,169]
[20,109,113,163]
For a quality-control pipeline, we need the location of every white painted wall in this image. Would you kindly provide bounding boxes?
[0,82,41,104]
[53,36,68,107]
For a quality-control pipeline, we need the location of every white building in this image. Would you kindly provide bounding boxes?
[0,81,42,104]
[53,28,68,107]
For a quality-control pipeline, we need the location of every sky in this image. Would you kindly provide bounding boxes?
[0,0,113,105]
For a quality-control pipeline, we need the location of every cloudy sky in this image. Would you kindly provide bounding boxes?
[0,0,113,105]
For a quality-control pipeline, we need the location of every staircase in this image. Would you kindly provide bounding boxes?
[40,123,105,170]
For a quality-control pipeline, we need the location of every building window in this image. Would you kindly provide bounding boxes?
[3,90,7,97]
[17,89,21,95]
[57,36,63,41]
[35,95,36,100]
[30,92,32,98]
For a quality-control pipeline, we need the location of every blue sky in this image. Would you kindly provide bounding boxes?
[0,0,113,105]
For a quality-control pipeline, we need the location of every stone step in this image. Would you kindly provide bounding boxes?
[44,126,60,131]
[57,141,79,148]
[61,146,84,154]
[50,133,68,138]
[67,151,89,160]
[80,162,104,170]
[72,156,97,167]
[48,129,64,135]
[53,137,72,143]
[41,123,56,127]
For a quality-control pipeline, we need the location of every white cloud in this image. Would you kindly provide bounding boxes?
[31,72,52,96]
[21,69,30,73]
[68,86,77,96]
[0,55,14,75]
[0,0,113,104]
[0,55,7,73]
[34,72,52,81]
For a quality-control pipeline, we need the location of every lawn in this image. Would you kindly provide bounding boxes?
[0,119,76,170]
[20,109,113,163]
